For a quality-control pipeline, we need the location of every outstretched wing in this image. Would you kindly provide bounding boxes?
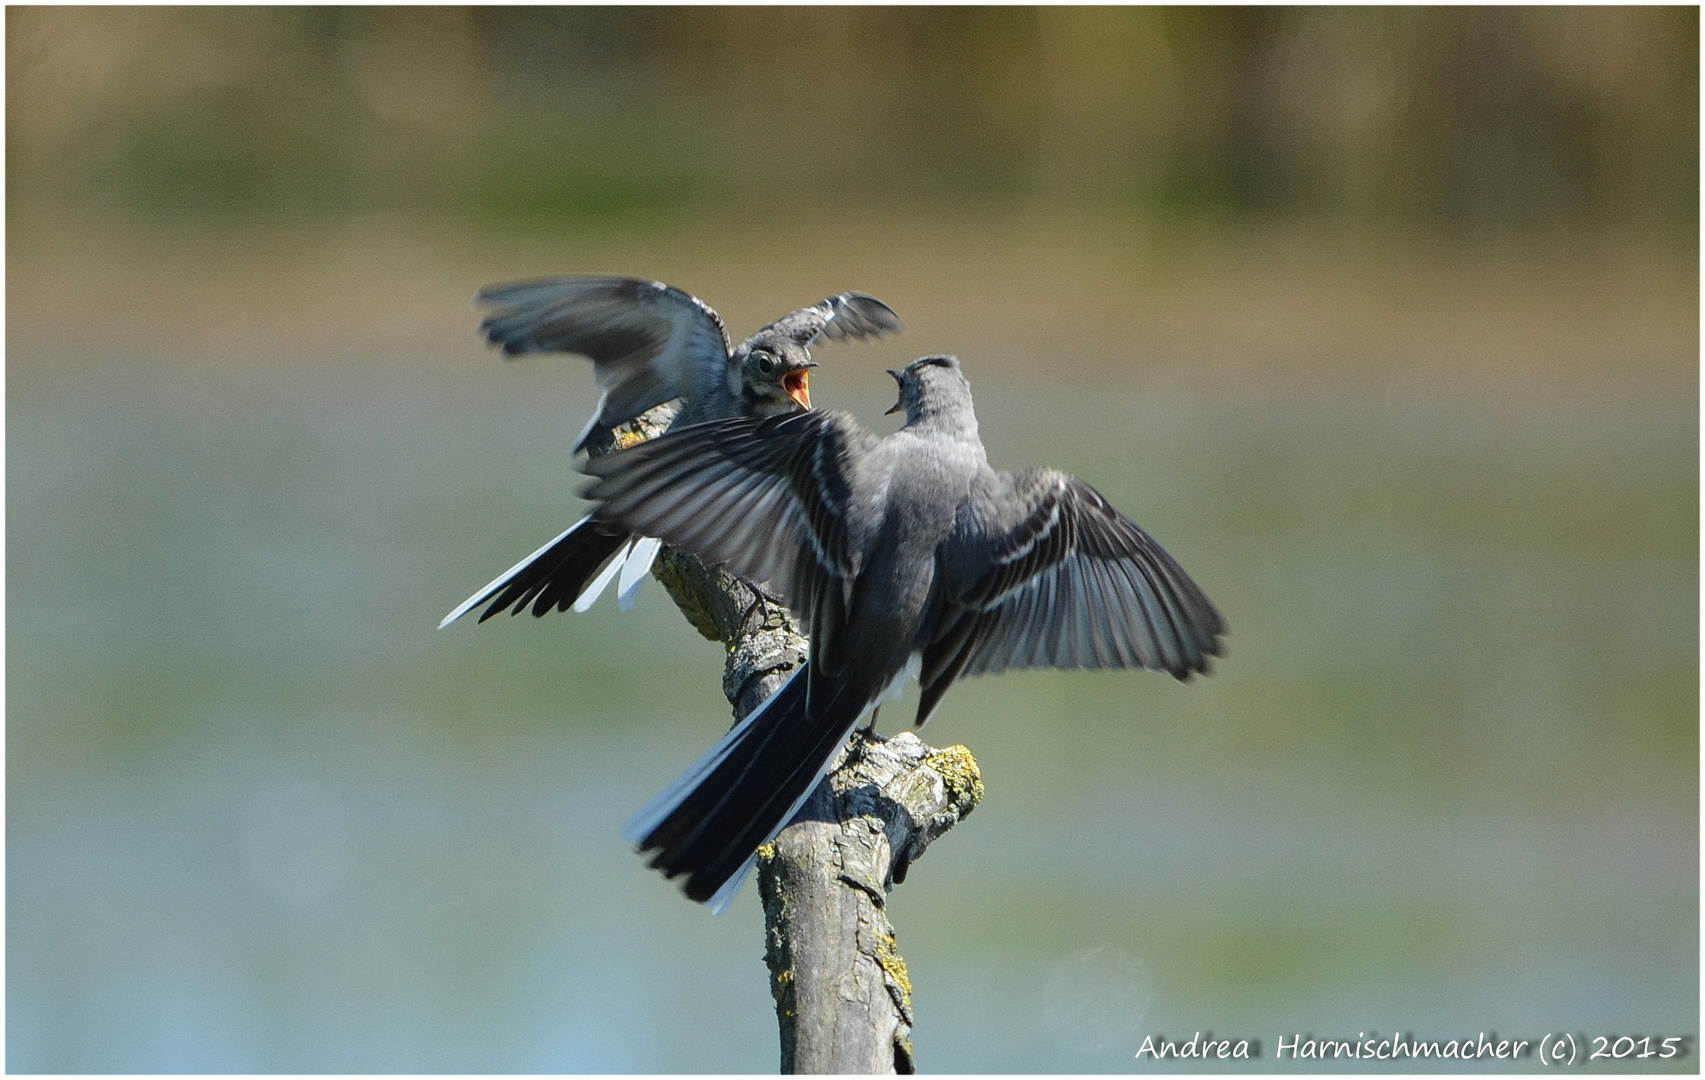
[919,468,1226,723]
[579,410,882,673]
[475,275,733,452]
[744,292,905,351]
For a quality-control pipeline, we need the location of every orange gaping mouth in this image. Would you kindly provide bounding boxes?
[782,369,812,410]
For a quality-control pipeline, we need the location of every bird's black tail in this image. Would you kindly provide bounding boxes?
[439,517,636,626]
[624,660,869,910]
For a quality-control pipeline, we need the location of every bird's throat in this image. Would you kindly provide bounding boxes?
[783,369,812,410]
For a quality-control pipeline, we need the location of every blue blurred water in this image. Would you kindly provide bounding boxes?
[8,340,1696,1071]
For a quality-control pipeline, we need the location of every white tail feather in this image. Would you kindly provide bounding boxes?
[573,538,633,612]
[617,536,664,611]
[439,516,591,628]
[707,854,759,915]
[622,662,878,914]
[622,665,808,846]
[703,708,868,914]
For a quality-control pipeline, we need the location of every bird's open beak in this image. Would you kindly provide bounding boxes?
[884,368,903,414]
[782,367,812,410]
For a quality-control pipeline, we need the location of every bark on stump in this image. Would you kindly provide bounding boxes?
[758,731,982,1074]
[602,404,984,1074]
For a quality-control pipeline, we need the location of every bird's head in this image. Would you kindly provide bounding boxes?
[734,333,817,415]
[885,354,974,426]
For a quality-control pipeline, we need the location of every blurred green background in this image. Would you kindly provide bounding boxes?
[7,6,1697,1073]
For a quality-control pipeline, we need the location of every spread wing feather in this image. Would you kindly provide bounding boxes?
[752,292,906,350]
[581,411,880,666]
[918,469,1225,724]
[475,275,733,452]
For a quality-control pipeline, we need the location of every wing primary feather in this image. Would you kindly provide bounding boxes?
[1084,557,1124,667]
[1120,548,1186,675]
[1028,569,1058,669]
[1105,557,1162,668]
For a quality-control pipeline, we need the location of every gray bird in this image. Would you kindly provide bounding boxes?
[581,354,1226,909]
[440,276,904,626]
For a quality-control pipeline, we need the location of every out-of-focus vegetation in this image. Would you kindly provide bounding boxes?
[8,6,1697,234]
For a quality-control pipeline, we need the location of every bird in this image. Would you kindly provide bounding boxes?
[579,354,1226,910]
[439,276,904,627]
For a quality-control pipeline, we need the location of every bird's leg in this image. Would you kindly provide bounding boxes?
[862,706,882,736]
[739,593,765,633]
[738,586,792,638]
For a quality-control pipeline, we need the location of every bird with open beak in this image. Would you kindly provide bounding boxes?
[782,365,812,410]
[581,354,1226,910]
[441,277,904,625]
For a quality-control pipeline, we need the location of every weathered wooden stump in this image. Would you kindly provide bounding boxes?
[758,730,982,1074]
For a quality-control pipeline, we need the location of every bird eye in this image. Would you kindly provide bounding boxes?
[755,354,776,374]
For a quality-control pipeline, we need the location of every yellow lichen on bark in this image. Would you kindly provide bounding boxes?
[923,745,984,811]
[874,931,913,1013]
